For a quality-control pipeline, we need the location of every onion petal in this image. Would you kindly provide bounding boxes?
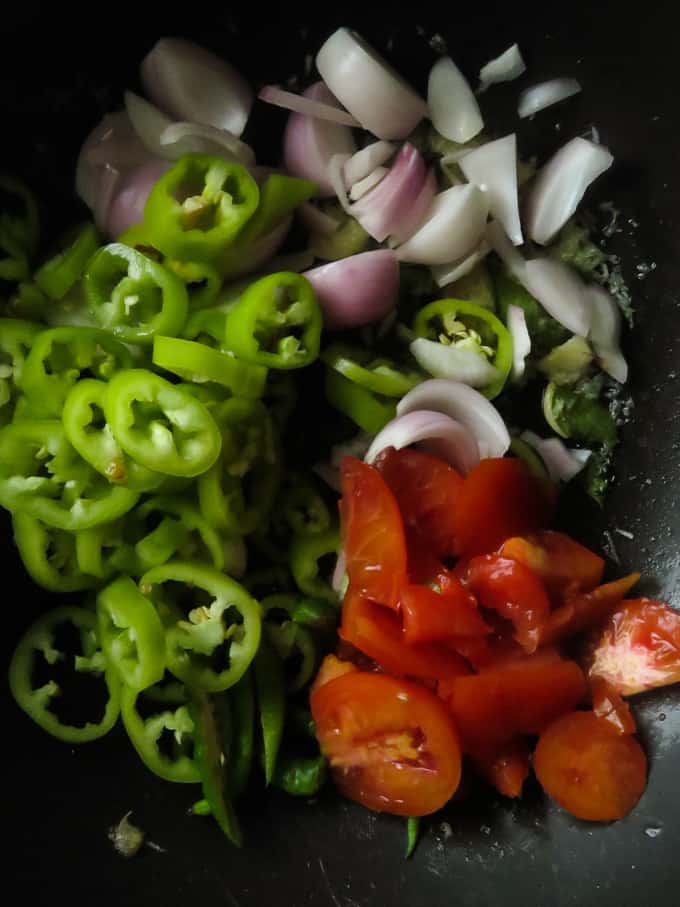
[459,134,523,245]
[395,184,489,265]
[141,37,253,137]
[124,91,173,156]
[106,159,170,239]
[526,137,614,245]
[507,304,531,380]
[428,57,484,144]
[349,166,388,201]
[365,410,480,475]
[297,202,340,235]
[486,220,527,281]
[344,141,396,186]
[410,337,500,388]
[520,430,590,482]
[478,44,526,92]
[397,379,510,458]
[259,84,360,127]
[524,258,592,336]
[328,154,353,214]
[587,285,628,383]
[431,240,491,288]
[389,168,437,247]
[159,122,255,165]
[518,78,582,119]
[316,28,427,140]
[303,250,399,329]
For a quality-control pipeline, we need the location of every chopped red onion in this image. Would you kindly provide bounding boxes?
[124,91,172,156]
[365,410,481,475]
[507,304,531,380]
[260,84,360,127]
[478,44,526,92]
[141,38,253,137]
[389,168,437,247]
[343,141,396,186]
[410,338,500,388]
[520,430,590,482]
[159,122,255,165]
[459,135,523,245]
[428,57,484,143]
[518,78,582,119]
[316,28,427,140]
[303,250,399,329]
[587,285,628,383]
[349,166,388,201]
[431,240,491,288]
[526,137,614,245]
[94,165,120,233]
[328,154,353,214]
[524,258,592,336]
[106,159,171,239]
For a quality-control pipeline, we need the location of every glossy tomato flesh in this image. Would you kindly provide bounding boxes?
[400,581,490,645]
[500,531,604,599]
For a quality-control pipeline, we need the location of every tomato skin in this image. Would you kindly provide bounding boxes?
[463,555,551,653]
[311,671,462,816]
[400,582,490,645]
[590,676,636,735]
[439,653,587,749]
[452,458,554,558]
[587,598,680,696]
[536,574,640,647]
[500,531,604,599]
[311,654,359,696]
[533,711,647,821]
[339,456,407,610]
[375,446,463,558]
[340,588,470,682]
[470,738,530,799]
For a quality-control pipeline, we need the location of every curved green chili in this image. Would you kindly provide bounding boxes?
[289,528,341,604]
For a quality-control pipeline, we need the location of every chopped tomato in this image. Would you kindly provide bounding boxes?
[339,457,407,609]
[374,446,463,558]
[588,598,680,695]
[311,654,359,696]
[405,535,448,585]
[470,738,531,799]
[535,573,641,647]
[439,653,587,748]
[462,555,551,653]
[533,711,647,821]
[400,581,490,645]
[311,671,462,816]
[590,676,636,735]
[453,458,554,558]
[340,588,470,682]
[500,531,605,599]
[444,634,523,671]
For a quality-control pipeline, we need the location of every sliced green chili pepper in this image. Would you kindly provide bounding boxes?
[263,369,298,430]
[242,566,293,598]
[264,620,317,692]
[19,326,133,417]
[188,690,242,846]
[140,561,261,693]
[413,299,512,399]
[85,242,188,344]
[537,336,593,386]
[260,593,338,634]
[0,419,139,530]
[308,202,370,261]
[75,522,129,581]
[289,528,340,605]
[13,511,98,592]
[0,173,39,257]
[405,817,420,859]
[494,270,570,359]
[324,367,396,434]
[143,155,260,264]
[322,344,423,397]
[270,471,331,538]
[63,379,164,491]
[509,437,550,481]
[446,261,495,310]
[34,223,100,301]
[152,335,267,398]
[121,681,199,783]
[6,281,49,320]
[542,379,617,445]
[192,799,212,816]
[273,753,327,797]
[0,225,30,281]
[253,636,285,785]
[0,318,41,419]
[9,605,120,743]
[182,306,230,348]
[104,368,222,477]
[97,575,166,691]
[228,669,256,799]
[224,272,322,370]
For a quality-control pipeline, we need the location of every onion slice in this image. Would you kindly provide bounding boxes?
[349,166,388,201]
[328,154,353,214]
[587,285,628,383]
[106,159,170,239]
[124,91,172,156]
[397,379,510,459]
[303,250,399,329]
[141,37,253,137]
[316,28,427,140]
[395,184,489,265]
[389,168,437,247]
[297,202,339,235]
[459,134,523,245]
[478,44,526,92]
[428,57,484,144]
[410,338,500,388]
[259,84,360,127]
[507,305,531,380]
[365,410,480,475]
[524,258,592,336]
[526,137,614,245]
[431,240,491,288]
[159,122,255,165]
[520,431,590,482]
[518,78,582,119]
[485,221,527,281]
[344,141,396,186]
[283,82,356,196]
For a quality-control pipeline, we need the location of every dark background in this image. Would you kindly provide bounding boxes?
[1,2,678,905]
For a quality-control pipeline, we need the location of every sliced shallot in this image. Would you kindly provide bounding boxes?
[259,85,360,127]
[105,159,170,239]
[520,431,590,482]
[478,44,526,92]
[389,168,437,247]
[428,57,484,144]
[302,250,399,329]
[141,37,253,137]
[507,305,531,380]
[587,285,628,383]
[397,379,510,458]
[349,167,388,201]
[159,122,255,165]
[124,91,172,156]
[410,338,500,388]
[328,154,353,214]
[343,141,396,186]
[526,137,614,245]
[365,410,480,475]
[316,28,427,139]
[518,78,582,119]
[431,240,491,288]
[459,134,523,245]
[523,258,592,336]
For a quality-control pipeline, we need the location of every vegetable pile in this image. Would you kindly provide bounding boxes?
[1,27,678,853]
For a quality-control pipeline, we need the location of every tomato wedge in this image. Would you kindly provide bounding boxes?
[453,458,554,558]
[375,446,463,558]
[400,582,490,645]
[500,531,604,599]
[339,457,407,610]
[311,654,359,696]
[470,738,531,799]
[311,670,462,816]
[588,598,680,695]
[590,676,636,735]
[340,588,470,682]
[463,555,551,653]
[533,711,647,821]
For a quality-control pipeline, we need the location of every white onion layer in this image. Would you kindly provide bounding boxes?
[431,241,491,288]
[520,431,590,482]
[343,141,396,186]
[478,44,526,92]
[410,338,500,387]
[523,258,592,336]
[428,56,484,143]
[459,134,523,245]
[507,305,531,380]
[365,410,481,475]
[518,78,582,119]
[587,285,628,383]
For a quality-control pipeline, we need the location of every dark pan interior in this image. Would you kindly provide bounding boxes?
[2,3,678,906]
